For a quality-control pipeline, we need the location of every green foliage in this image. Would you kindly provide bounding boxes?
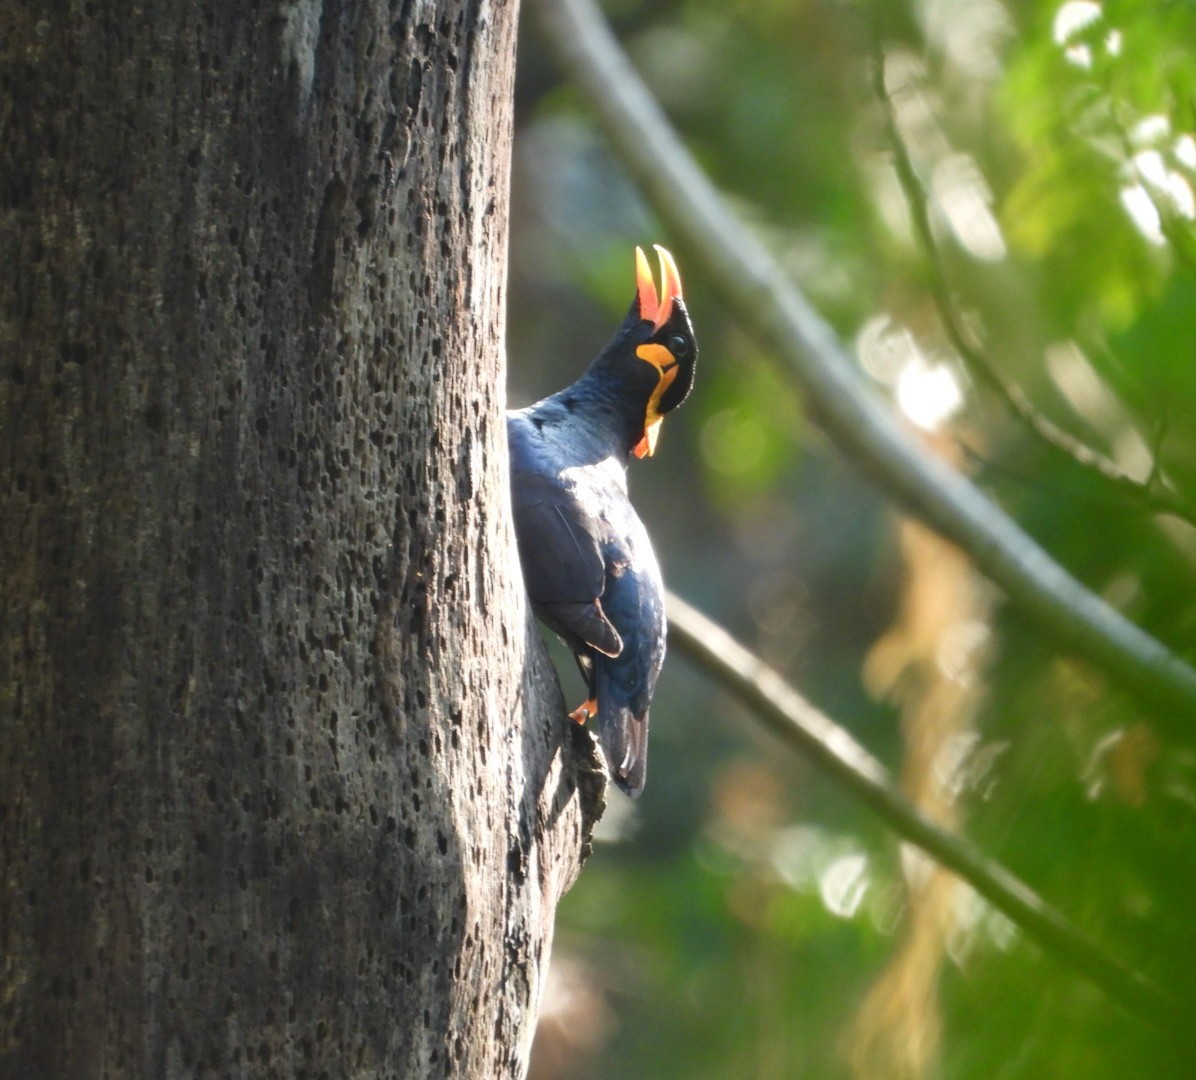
[1000,0,1196,326]
[696,355,804,505]
[511,1,1196,1076]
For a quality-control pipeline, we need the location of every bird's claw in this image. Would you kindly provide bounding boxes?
[569,699,598,724]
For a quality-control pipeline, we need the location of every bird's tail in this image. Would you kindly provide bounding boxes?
[596,700,648,798]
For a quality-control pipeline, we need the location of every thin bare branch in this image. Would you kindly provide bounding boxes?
[872,50,1196,528]
[666,591,1181,1028]
[529,0,1196,733]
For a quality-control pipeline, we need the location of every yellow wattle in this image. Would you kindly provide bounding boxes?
[633,343,680,458]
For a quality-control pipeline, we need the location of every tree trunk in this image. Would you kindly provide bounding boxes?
[1,1,602,1075]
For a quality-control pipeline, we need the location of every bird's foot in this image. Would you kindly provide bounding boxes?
[569,698,597,724]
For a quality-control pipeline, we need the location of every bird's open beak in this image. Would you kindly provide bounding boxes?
[636,244,684,331]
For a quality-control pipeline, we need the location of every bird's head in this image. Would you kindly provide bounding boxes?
[587,245,698,459]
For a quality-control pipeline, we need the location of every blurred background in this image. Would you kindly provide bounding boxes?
[506,1,1196,1076]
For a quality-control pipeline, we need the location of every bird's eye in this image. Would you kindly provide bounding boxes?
[668,334,690,359]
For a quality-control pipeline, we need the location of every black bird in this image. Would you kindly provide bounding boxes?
[508,246,697,796]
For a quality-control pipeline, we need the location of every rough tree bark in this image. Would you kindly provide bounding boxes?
[1,1,602,1076]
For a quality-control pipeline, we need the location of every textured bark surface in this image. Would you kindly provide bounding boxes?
[1,1,602,1076]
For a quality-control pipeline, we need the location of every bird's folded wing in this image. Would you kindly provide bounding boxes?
[511,469,623,658]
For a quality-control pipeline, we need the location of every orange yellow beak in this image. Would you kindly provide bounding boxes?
[635,244,684,332]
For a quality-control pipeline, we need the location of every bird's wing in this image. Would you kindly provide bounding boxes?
[510,466,623,658]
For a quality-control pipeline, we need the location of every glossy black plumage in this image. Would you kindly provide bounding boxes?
[508,251,696,796]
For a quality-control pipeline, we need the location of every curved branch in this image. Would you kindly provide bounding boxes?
[666,592,1180,1028]
[872,51,1196,529]
[529,0,1196,732]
